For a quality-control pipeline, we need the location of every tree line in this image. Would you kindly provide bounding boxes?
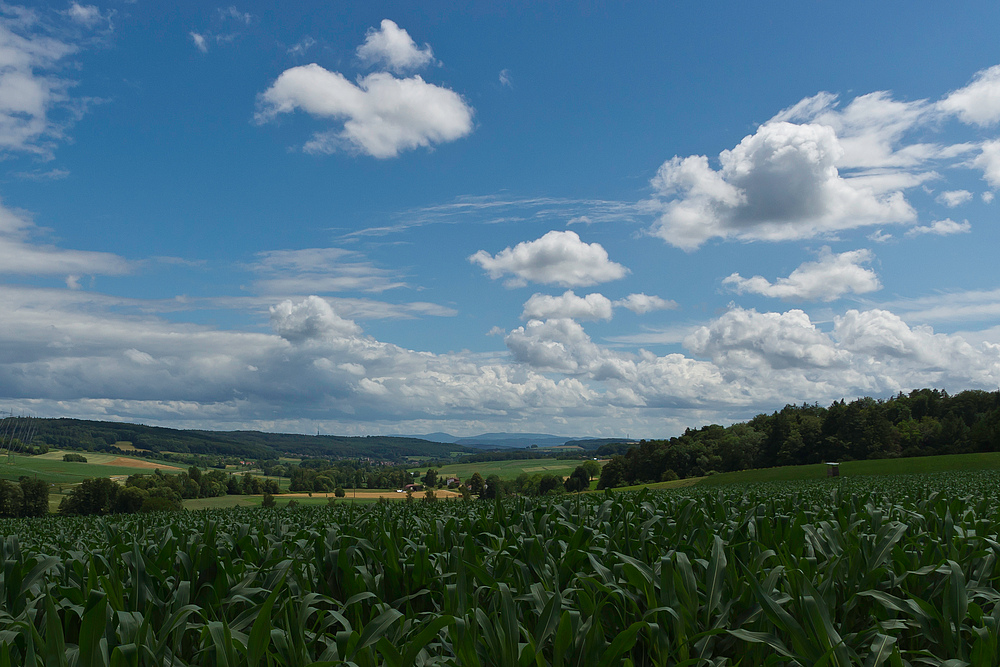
[19,418,473,462]
[58,468,281,515]
[0,478,48,517]
[598,388,1000,488]
[288,460,413,493]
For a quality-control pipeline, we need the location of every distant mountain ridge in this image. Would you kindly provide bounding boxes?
[400,432,629,450]
[17,417,632,461]
[19,418,475,461]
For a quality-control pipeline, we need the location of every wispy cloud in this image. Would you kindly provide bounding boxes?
[287,36,315,57]
[877,288,1000,324]
[250,247,408,294]
[190,31,208,52]
[341,195,643,239]
[13,168,69,181]
[0,201,131,278]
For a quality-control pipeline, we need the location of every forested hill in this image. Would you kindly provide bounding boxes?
[599,388,1000,488]
[16,418,473,461]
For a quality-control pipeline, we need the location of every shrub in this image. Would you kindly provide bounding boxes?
[139,496,179,513]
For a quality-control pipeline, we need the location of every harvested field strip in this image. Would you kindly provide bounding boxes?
[102,456,182,470]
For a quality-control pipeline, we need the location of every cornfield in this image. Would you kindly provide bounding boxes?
[2,472,1000,665]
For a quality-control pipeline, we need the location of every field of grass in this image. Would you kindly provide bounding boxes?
[3,471,1000,663]
[694,450,1000,486]
[109,441,148,452]
[0,451,183,484]
[412,457,599,481]
[182,489,463,510]
[182,495,258,510]
[605,476,702,492]
[32,449,181,468]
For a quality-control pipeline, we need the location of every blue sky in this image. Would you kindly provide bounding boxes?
[2,1,1000,438]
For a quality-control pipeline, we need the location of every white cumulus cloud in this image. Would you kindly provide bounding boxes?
[256,65,473,158]
[936,190,973,207]
[615,293,677,314]
[686,307,850,370]
[774,91,941,170]
[646,67,1000,250]
[356,19,434,73]
[521,291,614,321]
[269,296,362,342]
[506,318,610,375]
[469,230,628,288]
[684,306,1000,400]
[4,286,1000,436]
[257,21,472,159]
[975,140,1000,188]
[723,248,881,302]
[648,121,915,249]
[939,65,1000,127]
[905,218,971,237]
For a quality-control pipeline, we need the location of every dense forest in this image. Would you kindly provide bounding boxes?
[8,418,472,461]
[598,388,1000,488]
[287,460,414,493]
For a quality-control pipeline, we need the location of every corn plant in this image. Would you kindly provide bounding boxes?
[1,472,1000,664]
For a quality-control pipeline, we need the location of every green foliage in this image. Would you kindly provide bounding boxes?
[61,453,87,462]
[61,471,248,515]
[289,460,412,492]
[468,471,485,496]
[482,473,503,499]
[599,388,1000,489]
[563,465,590,492]
[422,458,587,486]
[58,477,119,515]
[334,486,345,498]
[114,485,147,513]
[0,478,48,517]
[0,472,999,664]
[140,494,181,512]
[581,459,601,480]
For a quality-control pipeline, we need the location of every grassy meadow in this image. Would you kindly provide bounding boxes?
[697,450,1000,486]
[0,449,183,485]
[410,457,599,481]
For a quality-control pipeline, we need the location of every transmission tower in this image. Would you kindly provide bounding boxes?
[0,411,34,464]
